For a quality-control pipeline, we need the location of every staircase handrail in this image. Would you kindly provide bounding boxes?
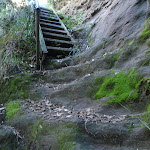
[35,0,48,70]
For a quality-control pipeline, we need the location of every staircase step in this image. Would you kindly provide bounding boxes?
[40,22,64,30]
[40,12,56,18]
[40,7,52,11]
[40,9,54,14]
[44,38,73,48]
[43,32,71,41]
[40,14,58,20]
[41,27,68,35]
[47,46,72,52]
[46,46,72,57]
[40,19,61,26]
[40,15,59,22]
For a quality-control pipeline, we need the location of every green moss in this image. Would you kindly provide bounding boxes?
[138,18,150,44]
[26,121,76,150]
[110,52,121,64]
[87,76,105,99]
[57,123,76,150]
[94,68,142,103]
[6,101,21,120]
[103,52,121,68]
[143,104,150,125]
[0,73,32,103]
[88,36,94,46]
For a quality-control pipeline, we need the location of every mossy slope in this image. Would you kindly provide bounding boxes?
[94,68,142,103]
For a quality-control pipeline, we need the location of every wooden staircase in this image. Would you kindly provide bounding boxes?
[39,7,74,58]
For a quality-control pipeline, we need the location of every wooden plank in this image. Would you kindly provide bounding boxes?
[43,32,71,41]
[39,26,48,54]
[40,12,55,16]
[41,27,67,35]
[44,38,74,45]
[40,22,63,28]
[36,8,40,70]
[40,14,59,21]
[47,46,72,52]
[40,19,61,25]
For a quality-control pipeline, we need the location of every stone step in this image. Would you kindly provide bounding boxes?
[40,22,64,30]
[40,18,61,26]
[44,38,74,48]
[43,32,71,41]
[41,27,68,35]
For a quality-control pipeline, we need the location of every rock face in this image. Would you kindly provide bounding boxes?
[2,0,150,149]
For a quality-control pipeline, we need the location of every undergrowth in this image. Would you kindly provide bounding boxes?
[6,101,21,120]
[61,11,84,31]
[94,68,142,104]
[0,1,35,77]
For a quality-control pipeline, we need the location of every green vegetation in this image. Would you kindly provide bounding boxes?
[57,124,76,150]
[138,18,150,44]
[62,11,84,30]
[94,68,142,104]
[128,40,134,46]
[88,36,94,46]
[6,101,21,120]
[143,104,150,125]
[0,73,32,103]
[0,1,35,77]
[110,52,121,64]
[27,121,76,150]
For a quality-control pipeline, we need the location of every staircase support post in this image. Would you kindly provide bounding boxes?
[36,8,40,70]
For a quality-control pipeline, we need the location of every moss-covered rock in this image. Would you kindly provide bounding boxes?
[94,68,142,103]
[0,73,32,103]
[6,101,21,120]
